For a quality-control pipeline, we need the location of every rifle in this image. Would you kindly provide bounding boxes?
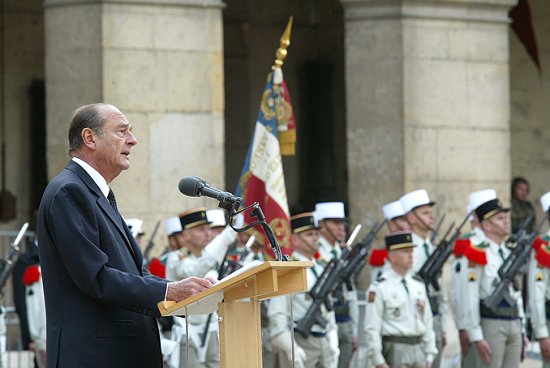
[431,214,446,243]
[295,221,385,338]
[143,220,161,261]
[483,213,541,313]
[418,212,470,291]
[0,223,29,297]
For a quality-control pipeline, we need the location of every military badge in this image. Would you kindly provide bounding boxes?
[393,307,400,318]
[368,291,376,303]
[416,299,426,315]
[468,271,476,281]
[536,271,545,281]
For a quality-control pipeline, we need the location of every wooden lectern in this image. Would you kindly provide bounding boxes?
[158,260,312,368]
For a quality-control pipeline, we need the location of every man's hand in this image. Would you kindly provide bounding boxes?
[539,337,550,361]
[166,276,213,302]
[475,339,492,365]
[459,329,470,355]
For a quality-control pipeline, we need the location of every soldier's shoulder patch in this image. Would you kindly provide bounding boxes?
[468,271,477,282]
[368,291,376,303]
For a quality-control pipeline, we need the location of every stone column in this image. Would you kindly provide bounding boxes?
[44,0,225,241]
[341,0,516,227]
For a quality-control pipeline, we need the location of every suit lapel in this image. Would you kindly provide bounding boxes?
[65,161,142,270]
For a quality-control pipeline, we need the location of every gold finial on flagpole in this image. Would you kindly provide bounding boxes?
[273,16,293,69]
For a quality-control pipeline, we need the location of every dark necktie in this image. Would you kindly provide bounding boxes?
[401,278,409,294]
[498,248,506,262]
[107,189,122,221]
[423,242,430,258]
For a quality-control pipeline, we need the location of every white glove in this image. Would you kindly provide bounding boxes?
[271,332,306,368]
[203,226,237,264]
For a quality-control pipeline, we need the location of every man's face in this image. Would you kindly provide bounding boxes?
[387,217,411,233]
[208,226,224,241]
[184,224,211,249]
[408,205,435,231]
[388,247,414,271]
[514,182,529,202]
[93,105,137,182]
[293,229,319,255]
[483,211,510,240]
[237,232,251,247]
[321,219,346,243]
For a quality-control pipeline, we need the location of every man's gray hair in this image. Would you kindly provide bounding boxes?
[68,103,108,155]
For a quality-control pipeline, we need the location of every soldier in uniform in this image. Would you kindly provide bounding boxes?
[528,191,550,367]
[365,231,437,368]
[125,217,145,249]
[206,208,227,240]
[369,200,411,283]
[314,202,359,368]
[269,212,339,368]
[450,189,495,366]
[23,262,46,368]
[165,207,237,368]
[400,189,448,368]
[460,197,526,368]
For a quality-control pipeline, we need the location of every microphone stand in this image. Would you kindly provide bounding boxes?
[249,203,289,262]
[223,200,288,262]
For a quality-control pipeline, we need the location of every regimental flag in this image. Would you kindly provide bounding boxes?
[235,66,296,259]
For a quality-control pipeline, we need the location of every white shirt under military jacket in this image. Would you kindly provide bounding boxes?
[450,227,485,330]
[528,232,550,339]
[365,268,438,366]
[318,236,341,262]
[268,251,337,338]
[411,232,448,331]
[462,236,525,342]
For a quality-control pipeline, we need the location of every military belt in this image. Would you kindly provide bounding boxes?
[382,335,422,345]
[479,302,519,320]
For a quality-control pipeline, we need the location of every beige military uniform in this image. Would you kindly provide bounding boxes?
[268,251,339,368]
[318,236,359,368]
[365,267,437,367]
[461,237,524,368]
[449,227,484,367]
[165,229,240,368]
[410,232,448,368]
[527,233,550,367]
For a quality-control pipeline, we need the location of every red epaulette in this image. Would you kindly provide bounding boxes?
[369,248,388,267]
[148,258,166,279]
[23,265,41,286]
[453,238,470,257]
[532,236,549,252]
[535,244,550,269]
[463,240,488,266]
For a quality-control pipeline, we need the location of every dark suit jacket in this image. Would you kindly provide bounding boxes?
[37,160,167,367]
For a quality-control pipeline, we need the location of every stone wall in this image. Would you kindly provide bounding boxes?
[343,0,515,232]
[510,0,550,218]
[44,0,225,250]
[0,0,44,229]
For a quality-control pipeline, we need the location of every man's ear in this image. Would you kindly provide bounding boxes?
[82,128,96,149]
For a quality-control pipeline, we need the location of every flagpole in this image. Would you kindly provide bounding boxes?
[273,16,293,70]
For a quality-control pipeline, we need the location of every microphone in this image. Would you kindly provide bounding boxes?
[178,176,243,206]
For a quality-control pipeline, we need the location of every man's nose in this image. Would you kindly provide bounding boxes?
[127,132,138,146]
